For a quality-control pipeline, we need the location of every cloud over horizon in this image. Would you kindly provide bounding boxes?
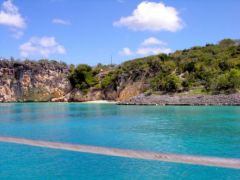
[120,37,172,56]
[141,37,166,46]
[20,36,66,57]
[114,1,183,32]
[119,47,133,56]
[136,47,171,55]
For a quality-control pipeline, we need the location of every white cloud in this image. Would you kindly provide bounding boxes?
[114,1,183,32]
[0,0,25,29]
[141,37,166,46]
[20,36,66,57]
[52,18,71,25]
[119,37,172,57]
[119,47,133,56]
[136,47,172,55]
[120,46,172,57]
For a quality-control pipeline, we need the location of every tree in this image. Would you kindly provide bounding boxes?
[68,64,96,91]
[150,74,181,92]
[211,69,240,93]
[219,39,235,48]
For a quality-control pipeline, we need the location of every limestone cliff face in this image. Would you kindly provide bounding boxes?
[117,82,145,101]
[0,60,71,102]
[69,88,104,102]
[0,60,143,102]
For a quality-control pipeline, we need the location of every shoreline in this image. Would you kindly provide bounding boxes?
[80,100,117,104]
[118,93,240,106]
[1,94,240,106]
[0,100,118,104]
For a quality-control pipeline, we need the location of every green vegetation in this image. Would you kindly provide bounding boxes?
[68,64,96,93]
[1,38,239,95]
[211,69,240,93]
[67,38,240,95]
[101,72,117,89]
[68,63,116,92]
[150,74,181,92]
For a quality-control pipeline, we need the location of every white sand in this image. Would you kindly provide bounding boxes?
[81,100,117,104]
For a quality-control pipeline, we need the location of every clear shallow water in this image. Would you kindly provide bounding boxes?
[0,103,240,179]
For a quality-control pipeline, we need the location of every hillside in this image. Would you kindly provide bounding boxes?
[70,38,240,98]
[0,39,240,102]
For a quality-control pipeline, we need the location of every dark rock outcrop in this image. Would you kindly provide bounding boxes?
[119,94,240,106]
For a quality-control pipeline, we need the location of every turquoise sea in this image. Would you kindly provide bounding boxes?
[0,103,240,179]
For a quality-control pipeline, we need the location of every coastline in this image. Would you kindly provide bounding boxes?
[1,94,240,106]
[118,93,240,106]
[0,100,118,104]
[80,100,117,104]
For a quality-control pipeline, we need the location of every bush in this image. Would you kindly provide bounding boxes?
[229,69,240,88]
[219,39,236,48]
[218,60,234,71]
[68,64,96,91]
[181,80,190,90]
[150,74,181,92]
[184,61,196,72]
[101,72,118,89]
[211,69,240,92]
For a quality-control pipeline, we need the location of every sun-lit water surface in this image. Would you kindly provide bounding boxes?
[0,103,240,179]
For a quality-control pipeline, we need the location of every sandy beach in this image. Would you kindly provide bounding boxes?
[81,100,117,104]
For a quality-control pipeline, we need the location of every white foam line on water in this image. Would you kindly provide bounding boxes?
[0,136,240,169]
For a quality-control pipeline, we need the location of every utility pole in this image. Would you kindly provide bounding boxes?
[111,55,113,66]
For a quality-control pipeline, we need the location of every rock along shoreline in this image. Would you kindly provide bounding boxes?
[118,93,240,106]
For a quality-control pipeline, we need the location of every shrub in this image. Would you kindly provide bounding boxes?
[101,72,118,89]
[211,69,240,92]
[219,39,236,48]
[68,64,96,91]
[150,74,181,92]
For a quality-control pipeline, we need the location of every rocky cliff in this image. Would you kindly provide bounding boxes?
[0,60,71,102]
[2,39,239,103]
[0,60,143,102]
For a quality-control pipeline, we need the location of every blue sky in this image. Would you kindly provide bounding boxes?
[0,0,240,65]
